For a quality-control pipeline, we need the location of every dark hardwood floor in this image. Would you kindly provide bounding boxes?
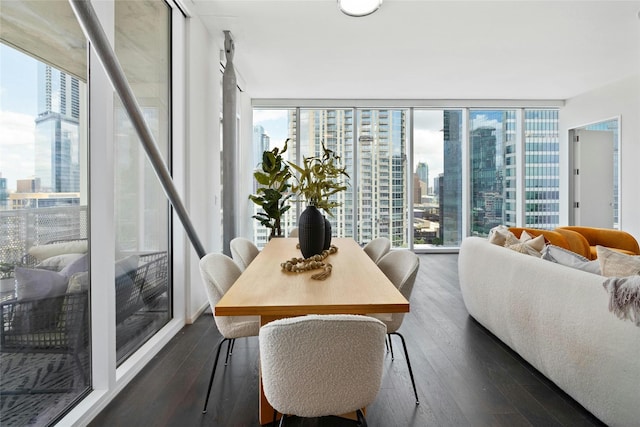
[90,254,604,427]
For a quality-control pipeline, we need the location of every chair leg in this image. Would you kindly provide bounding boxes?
[278,413,286,427]
[356,408,367,427]
[390,332,419,404]
[224,338,234,365]
[202,337,229,414]
[388,333,395,360]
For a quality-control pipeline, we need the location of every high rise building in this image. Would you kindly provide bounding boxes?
[34,63,80,193]
[416,162,428,193]
[442,110,462,246]
[290,109,408,247]
[0,174,7,210]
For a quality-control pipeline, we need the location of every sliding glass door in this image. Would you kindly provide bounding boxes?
[0,3,90,425]
[114,0,172,365]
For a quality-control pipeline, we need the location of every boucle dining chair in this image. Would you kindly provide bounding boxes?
[288,227,298,237]
[198,253,260,413]
[363,237,391,264]
[229,237,260,271]
[259,314,386,426]
[374,250,420,404]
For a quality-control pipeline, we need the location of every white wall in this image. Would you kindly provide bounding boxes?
[184,15,222,321]
[560,73,640,240]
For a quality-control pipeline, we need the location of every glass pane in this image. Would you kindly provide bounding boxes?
[524,109,560,228]
[296,109,355,241]
[0,23,90,427]
[584,118,618,227]
[469,110,515,236]
[114,0,171,365]
[413,110,463,248]
[251,109,297,248]
[356,109,408,247]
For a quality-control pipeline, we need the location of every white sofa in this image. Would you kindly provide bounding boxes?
[458,236,640,427]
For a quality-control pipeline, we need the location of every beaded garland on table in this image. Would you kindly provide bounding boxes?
[281,245,338,280]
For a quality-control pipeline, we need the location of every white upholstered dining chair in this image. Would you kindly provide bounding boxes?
[198,253,260,413]
[229,237,260,271]
[363,237,391,264]
[374,250,420,404]
[259,314,386,426]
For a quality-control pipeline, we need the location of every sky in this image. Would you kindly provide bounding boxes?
[0,43,38,192]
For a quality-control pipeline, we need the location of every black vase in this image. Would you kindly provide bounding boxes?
[298,205,325,258]
[323,216,332,250]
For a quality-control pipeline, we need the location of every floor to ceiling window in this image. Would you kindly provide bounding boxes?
[252,109,298,248]
[0,3,90,425]
[469,110,516,236]
[253,105,560,249]
[113,0,172,365]
[413,110,463,248]
[299,109,356,240]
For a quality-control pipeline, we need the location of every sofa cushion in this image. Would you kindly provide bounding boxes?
[13,267,69,332]
[36,253,85,271]
[504,232,545,257]
[488,225,513,246]
[597,246,640,277]
[541,245,600,274]
[28,240,88,261]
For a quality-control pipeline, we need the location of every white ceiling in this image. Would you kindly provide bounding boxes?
[191,0,640,101]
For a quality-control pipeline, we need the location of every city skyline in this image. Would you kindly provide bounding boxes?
[1,43,82,195]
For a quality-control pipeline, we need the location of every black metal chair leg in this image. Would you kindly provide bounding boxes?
[356,408,368,427]
[202,337,229,413]
[272,409,277,426]
[390,331,419,404]
[388,333,395,360]
[278,413,286,427]
[224,338,234,365]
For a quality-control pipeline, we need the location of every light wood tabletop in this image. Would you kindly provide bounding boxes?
[215,237,409,319]
[214,237,409,425]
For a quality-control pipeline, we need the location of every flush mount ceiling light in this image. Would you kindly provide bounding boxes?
[338,0,382,17]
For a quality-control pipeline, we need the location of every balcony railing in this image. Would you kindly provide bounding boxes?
[0,206,88,278]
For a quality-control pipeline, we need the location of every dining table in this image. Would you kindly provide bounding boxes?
[215,237,410,425]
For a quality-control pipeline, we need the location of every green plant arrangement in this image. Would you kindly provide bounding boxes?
[288,142,350,258]
[288,142,350,216]
[248,139,293,238]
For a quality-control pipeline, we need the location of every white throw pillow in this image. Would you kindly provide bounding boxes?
[504,233,545,257]
[541,245,601,274]
[597,246,640,277]
[488,225,513,246]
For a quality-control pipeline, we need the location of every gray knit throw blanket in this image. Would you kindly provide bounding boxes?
[603,275,640,326]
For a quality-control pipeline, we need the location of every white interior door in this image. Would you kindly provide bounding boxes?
[573,129,614,227]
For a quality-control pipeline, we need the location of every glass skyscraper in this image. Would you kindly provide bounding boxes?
[34,63,81,193]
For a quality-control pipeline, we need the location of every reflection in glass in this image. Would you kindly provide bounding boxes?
[114,0,171,365]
